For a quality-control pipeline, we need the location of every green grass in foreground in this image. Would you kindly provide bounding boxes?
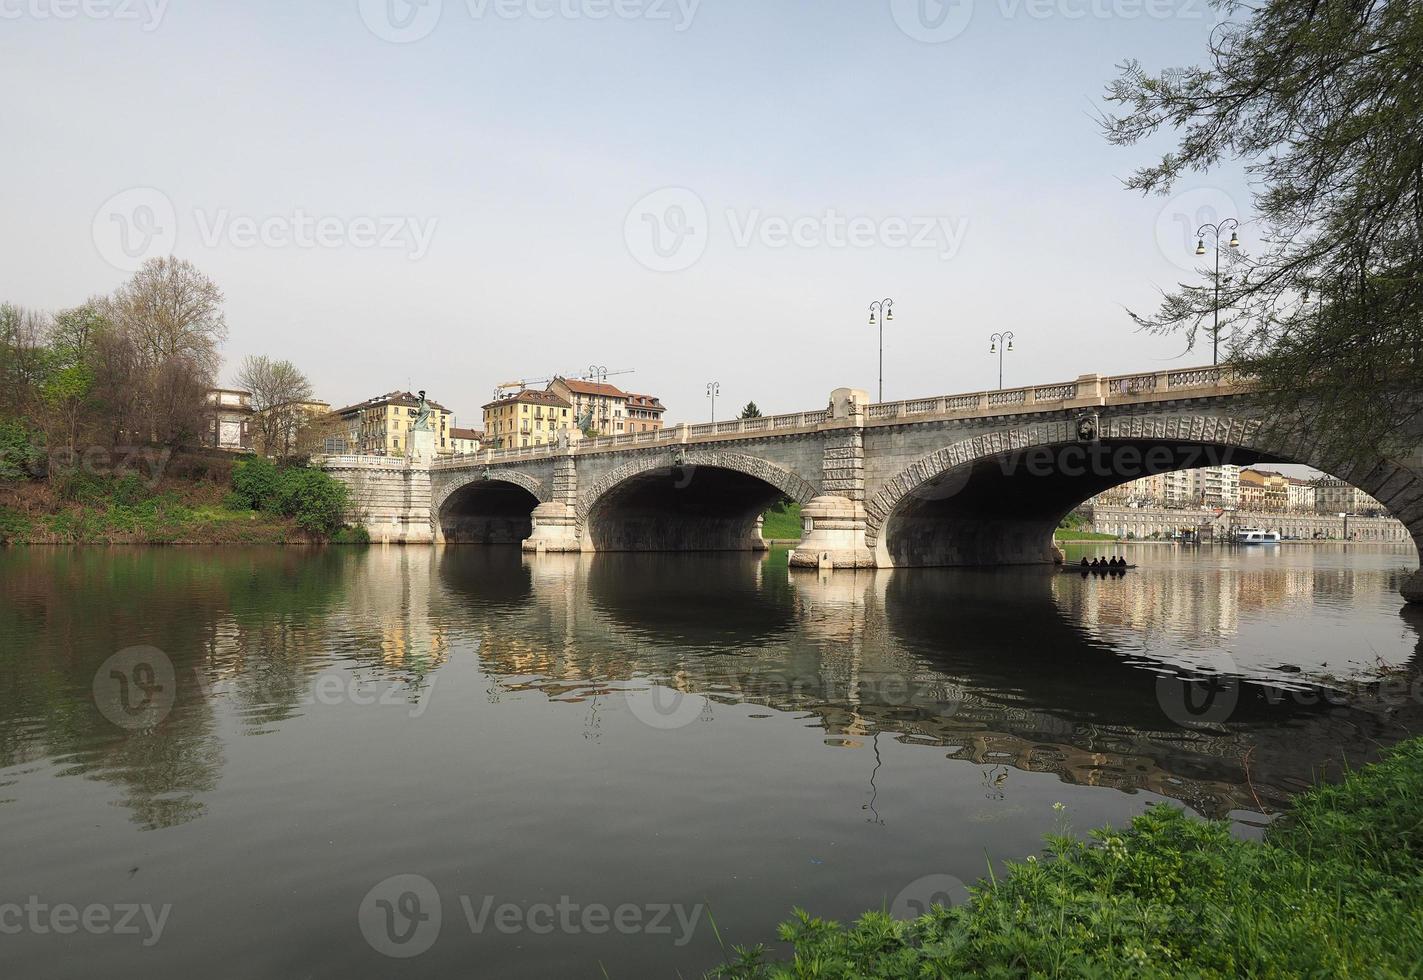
[761,501,803,540]
[712,735,1423,978]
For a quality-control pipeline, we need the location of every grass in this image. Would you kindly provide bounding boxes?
[761,501,803,540]
[711,735,1423,978]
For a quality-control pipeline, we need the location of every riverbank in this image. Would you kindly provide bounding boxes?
[0,459,362,545]
[712,734,1423,977]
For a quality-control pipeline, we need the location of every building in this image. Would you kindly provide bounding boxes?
[449,427,483,455]
[1090,465,1240,509]
[624,393,667,434]
[1313,477,1387,516]
[332,391,454,457]
[202,388,254,452]
[482,389,572,450]
[548,377,629,436]
[1285,476,1316,513]
[1238,469,1291,511]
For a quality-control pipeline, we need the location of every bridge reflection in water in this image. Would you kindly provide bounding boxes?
[434,545,1423,820]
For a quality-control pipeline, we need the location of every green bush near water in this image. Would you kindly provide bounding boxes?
[713,736,1423,978]
[229,457,352,539]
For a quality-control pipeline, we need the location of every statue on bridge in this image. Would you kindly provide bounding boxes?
[413,390,433,432]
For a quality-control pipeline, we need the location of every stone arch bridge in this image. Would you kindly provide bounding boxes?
[318,366,1423,603]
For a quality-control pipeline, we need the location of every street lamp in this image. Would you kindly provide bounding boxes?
[706,381,720,422]
[585,365,609,383]
[1195,218,1240,366]
[868,298,893,402]
[988,331,1015,390]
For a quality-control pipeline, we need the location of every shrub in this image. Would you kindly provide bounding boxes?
[110,472,150,506]
[273,467,349,538]
[0,506,31,543]
[332,525,371,544]
[53,469,109,505]
[0,417,41,481]
[230,456,281,510]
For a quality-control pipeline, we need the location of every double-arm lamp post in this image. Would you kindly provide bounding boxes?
[1195,219,1240,366]
[868,298,893,402]
[988,331,1014,390]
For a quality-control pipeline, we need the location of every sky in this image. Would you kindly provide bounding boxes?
[0,0,1256,430]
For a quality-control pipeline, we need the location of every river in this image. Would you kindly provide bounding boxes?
[2,543,1421,977]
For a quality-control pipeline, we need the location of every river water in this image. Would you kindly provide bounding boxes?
[2,543,1421,977]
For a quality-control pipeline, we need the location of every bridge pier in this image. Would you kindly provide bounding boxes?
[790,388,876,569]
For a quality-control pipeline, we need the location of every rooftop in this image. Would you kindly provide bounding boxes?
[554,377,629,398]
[450,427,484,441]
[333,391,451,416]
[482,389,572,411]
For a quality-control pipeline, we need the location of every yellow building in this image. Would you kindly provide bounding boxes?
[482,390,572,450]
[332,391,454,456]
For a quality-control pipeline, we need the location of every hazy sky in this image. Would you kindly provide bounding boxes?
[1,0,1253,428]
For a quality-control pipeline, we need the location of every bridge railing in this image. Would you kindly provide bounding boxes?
[425,364,1248,469]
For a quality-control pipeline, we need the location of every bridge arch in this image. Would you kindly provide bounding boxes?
[866,413,1423,566]
[435,470,549,545]
[577,449,818,552]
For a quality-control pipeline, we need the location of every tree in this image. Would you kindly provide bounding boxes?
[0,304,53,417]
[739,401,763,419]
[44,301,109,453]
[1103,0,1423,462]
[237,355,315,459]
[98,258,226,448]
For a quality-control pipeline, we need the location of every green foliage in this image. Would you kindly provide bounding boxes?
[273,467,350,538]
[332,525,371,544]
[739,402,763,419]
[0,506,31,542]
[1104,0,1423,459]
[230,456,281,510]
[228,457,350,537]
[713,736,1423,978]
[0,416,41,481]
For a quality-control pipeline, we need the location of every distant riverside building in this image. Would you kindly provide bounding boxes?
[1090,465,1240,509]
[449,427,483,455]
[548,377,630,436]
[624,393,667,433]
[332,391,453,456]
[202,388,254,452]
[1239,469,1291,511]
[482,389,572,450]
[1313,476,1387,516]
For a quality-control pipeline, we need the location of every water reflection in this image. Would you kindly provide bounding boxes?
[1,543,1420,835]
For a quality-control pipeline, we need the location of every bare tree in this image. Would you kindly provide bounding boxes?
[108,257,227,379]
[237,354,315,459]
[0,303,53,416]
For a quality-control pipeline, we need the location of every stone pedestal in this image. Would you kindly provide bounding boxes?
[408,427,436,462]
[522,501,582,553]
[788,495,875,569]
[1401,569,1423,605]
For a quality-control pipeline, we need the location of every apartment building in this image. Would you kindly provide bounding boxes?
[547,377,630,436]
[449,427,483,455]
[331,391,454,456]
[482,390,572,449]
[624,393,667,433]
[1238,469,1291,511]
[1313,477,1387,516]
[1092,465,1240,508]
